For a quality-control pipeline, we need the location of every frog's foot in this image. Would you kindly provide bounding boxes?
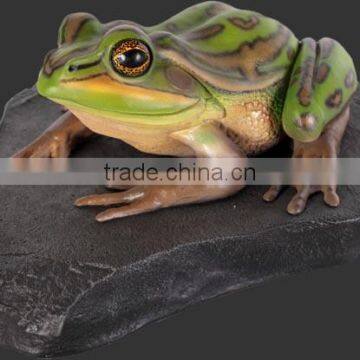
[264,106,350,215]
[75,184,239,222]
[13,112,93,158]
[263,183,339,215]
[14,131,72,158]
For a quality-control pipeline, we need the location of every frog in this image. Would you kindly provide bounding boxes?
[14,1,358,222]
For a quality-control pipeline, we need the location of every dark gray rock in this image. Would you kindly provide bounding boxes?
[1,88,360,357]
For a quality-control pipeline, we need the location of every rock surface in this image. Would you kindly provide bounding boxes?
[0,89,360,357]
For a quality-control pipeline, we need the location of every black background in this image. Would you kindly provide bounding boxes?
[1,1,360,359]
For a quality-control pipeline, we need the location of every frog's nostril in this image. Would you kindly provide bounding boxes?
[68,65,78,73]
[68,59,101,73]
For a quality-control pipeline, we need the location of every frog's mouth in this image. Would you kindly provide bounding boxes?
[37,73,209,125]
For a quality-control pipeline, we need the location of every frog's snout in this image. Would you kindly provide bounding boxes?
[36,70,53,99]
[37,44,101,100]
[41,48,83,78]
[37,50,66,100]
[42,49,58,77]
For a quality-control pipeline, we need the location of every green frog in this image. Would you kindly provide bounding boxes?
[14,1,358,222]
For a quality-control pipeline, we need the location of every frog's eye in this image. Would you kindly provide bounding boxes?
[111,39,152,77]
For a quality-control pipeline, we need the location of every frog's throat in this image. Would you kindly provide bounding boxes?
[61,94,223,133]
[61,97,202,124]
[66,97,223,142]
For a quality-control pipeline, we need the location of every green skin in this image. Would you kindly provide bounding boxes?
[17,1,359,221]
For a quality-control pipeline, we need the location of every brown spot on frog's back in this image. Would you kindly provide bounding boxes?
[326,89,343,108]
[185,24,225,41]
[228,15,260,30]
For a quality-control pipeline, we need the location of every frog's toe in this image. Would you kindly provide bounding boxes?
[322,186,340,208]
[263,185,284,202]
[13,129,71,158]
[286,186,314,215]
[75,186,163,222]
[286,185,340,215]
[74,193,124,207]
[75,187,145,207]
[95,199,159,222]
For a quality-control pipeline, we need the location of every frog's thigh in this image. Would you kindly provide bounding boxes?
[171,123,244,158]
[282,38,357,143]
[169,123,247,199]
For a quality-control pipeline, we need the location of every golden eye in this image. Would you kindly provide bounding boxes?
[111,39,152,77]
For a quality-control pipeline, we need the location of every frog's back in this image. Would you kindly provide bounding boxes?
[150,1,299,93]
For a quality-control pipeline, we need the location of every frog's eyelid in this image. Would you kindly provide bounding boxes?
[103,24,147,39]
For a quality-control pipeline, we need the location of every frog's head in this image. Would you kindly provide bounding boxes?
[37,13,215,127]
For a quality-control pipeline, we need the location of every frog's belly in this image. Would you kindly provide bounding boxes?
[219,100,282,155]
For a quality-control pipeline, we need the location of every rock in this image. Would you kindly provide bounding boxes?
[1,88,360,357]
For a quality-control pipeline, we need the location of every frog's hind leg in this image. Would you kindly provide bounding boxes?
[282,37,357,143]
[76,123,247,222]
[264,105,350,214]
[264,37,357,215]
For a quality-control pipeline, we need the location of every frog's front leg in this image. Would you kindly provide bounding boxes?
[264,37,357,214]
[75,123,246,222]
[13,112,94,158]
